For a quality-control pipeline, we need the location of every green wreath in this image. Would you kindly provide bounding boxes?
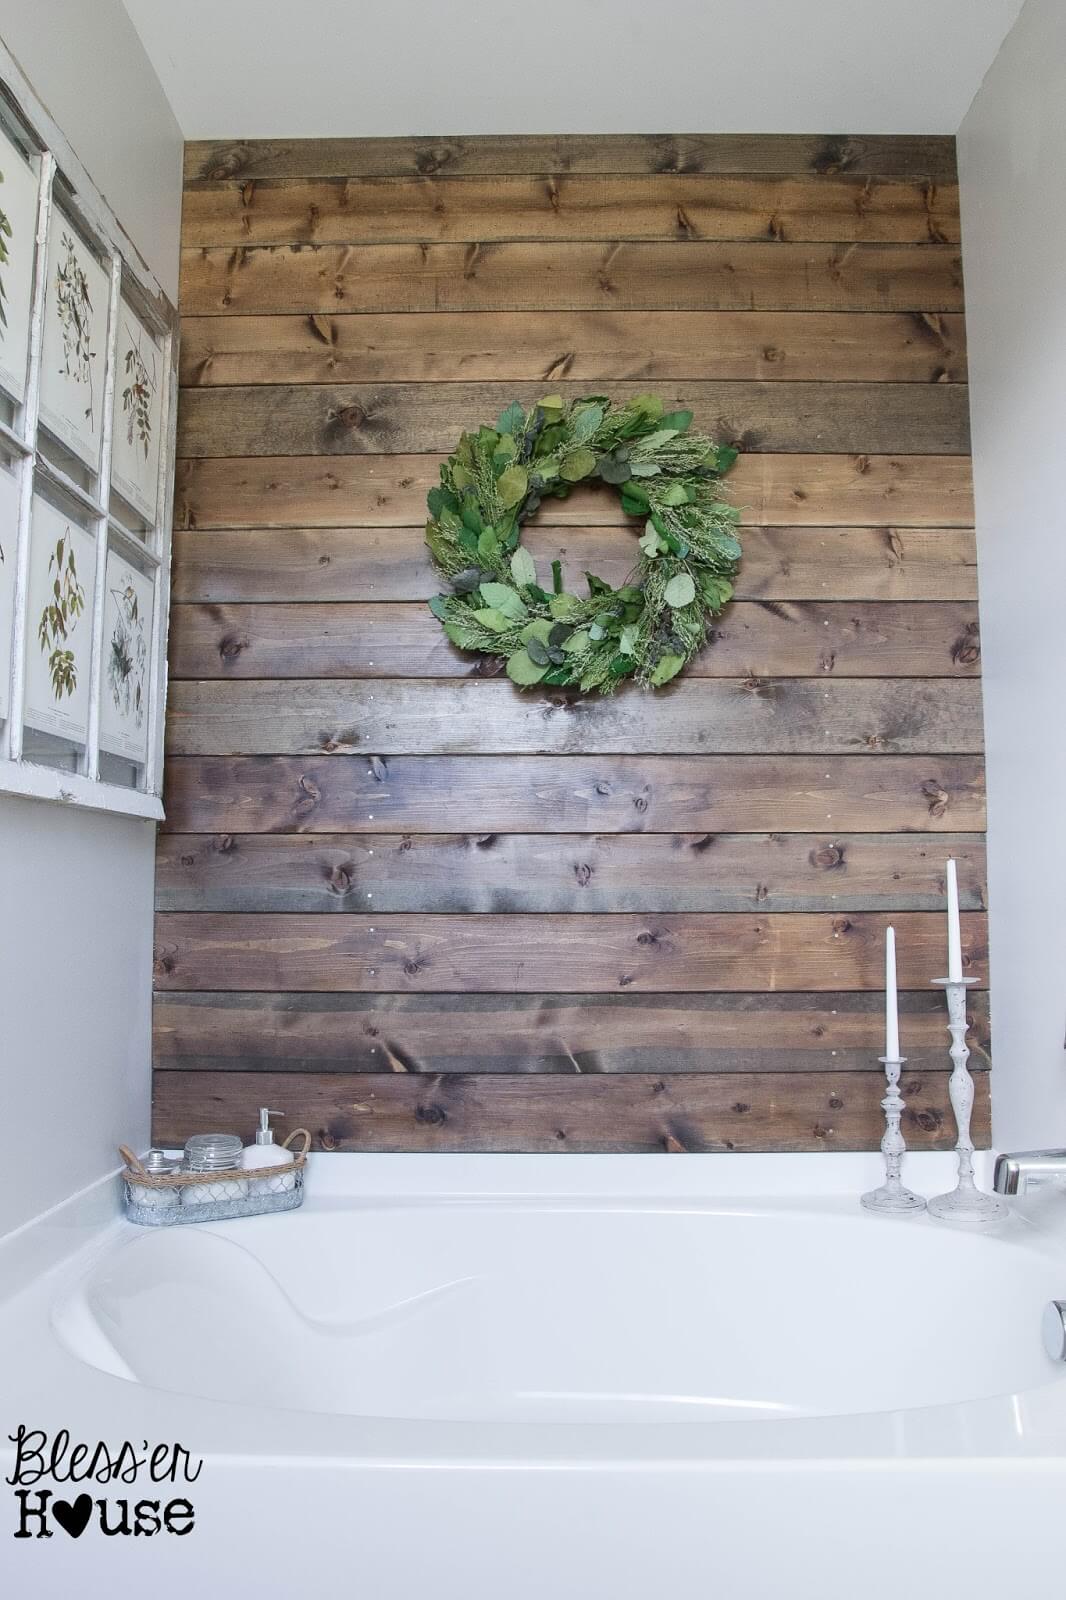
[424,393,741,692]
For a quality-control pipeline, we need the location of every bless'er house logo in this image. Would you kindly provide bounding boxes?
[7,1427,202,1540]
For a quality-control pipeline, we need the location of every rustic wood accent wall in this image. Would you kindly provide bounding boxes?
[154,133,989,1153]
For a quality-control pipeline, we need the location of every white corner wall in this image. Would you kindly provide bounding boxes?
[0,2,181,1236]
[958,0,1066,1149]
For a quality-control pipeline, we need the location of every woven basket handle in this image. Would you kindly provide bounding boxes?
[282,1128,312,1159]
[119,1144,148,1179]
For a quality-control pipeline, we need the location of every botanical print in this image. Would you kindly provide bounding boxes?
[110,300,163,523]
[0,126,40,404]
[0,457,20,721]
[23,496,95,744]
[39,211,108,469]
[99,550,153,764]
[36,526,86,698]
[122,322,156,458]
[54,231,96,425]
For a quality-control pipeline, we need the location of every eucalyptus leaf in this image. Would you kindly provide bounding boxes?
[451,567,483,594]
[659,482,691,507]
[559,447,597,482]
[588,622,606,642]
[597,453,632,485]
[506,648,548,686]
[520,618,554,646]
[618,623,639,656]
[664,572,696,608]
[636,429,680,452]
[549,594,582,620]
[427,595,449,620]
[561,629,591,654]
[548,621,574,646]
[570,403,604,443]
[526,636,551,666]
[638,526,662,558]
[629,462,661,477]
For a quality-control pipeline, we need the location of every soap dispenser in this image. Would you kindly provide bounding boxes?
[242,1108,296,1194]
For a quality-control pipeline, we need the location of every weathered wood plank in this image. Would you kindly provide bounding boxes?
[178,311,968,388]
[171,526,978,604]
[164,678,984,758]
[179,241,964,317]
[184,135,959,185]
[182,174,960,248]
[161,755,986,836]
[153,910,987,993]
[174,453,975,530]
[153,1068,990,1153]
[153,990,991,1075]
[155,832,987,914]
[168,601,981,681]
[176,380,970,458]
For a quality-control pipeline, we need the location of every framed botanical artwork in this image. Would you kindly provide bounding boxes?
[38,210,109,470]
[110,300,162,522]
[23,494,96,744]
[98,549,153,763]
[0,122,39,404]
[0,454,20,719]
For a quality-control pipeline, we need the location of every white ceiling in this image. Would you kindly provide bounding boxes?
[122,0,1024,141]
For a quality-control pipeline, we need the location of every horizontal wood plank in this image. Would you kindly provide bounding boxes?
[153,1069,990,1152]
[161,754,986,835]
[176,380,970,458]
[174,453,975,529]
[164,677,984,758]
[153,910,987,993]
[168,600,981,681]
[184,135,959,185]
[171,526,978,604]
[179,241,964,317]
[155,832,986,914]
[153,990,991,1074]
[179,311,967,388]
[182,174,960,248]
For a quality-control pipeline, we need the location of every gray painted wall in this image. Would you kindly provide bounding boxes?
[958,0,1066,1148]
[0,2,181,1236]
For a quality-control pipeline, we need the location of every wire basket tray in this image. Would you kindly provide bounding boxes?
[119,1130,310,1227]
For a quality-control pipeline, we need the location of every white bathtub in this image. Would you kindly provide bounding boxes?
[3,1153,1066,1598]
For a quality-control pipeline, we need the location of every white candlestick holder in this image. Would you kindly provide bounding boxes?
[861,1055,927,1214]
[927,976,1006,1224]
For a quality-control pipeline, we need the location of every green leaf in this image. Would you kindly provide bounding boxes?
[664,573,697,608]
[492,436,518,468]
[639,526,662,558]
[458,527,480,556]
[461,501,484,535]
[658,410,693,433]
[618,623,639,656]
[479,582,527,619]
[451,567,482,594]
[477,526,500,562]
[497,401,525,434]
[569,403,604,443]
[636,428,680,452]
[472,607,514,633]
[650,652,686,686]
[549,593,582,620]
[548,621,574,647]
[629,462,661,477]
[496,465,529,508]
[526,636,551,666]
[559,447,597,482]
[585,572,612,597]
[620,481,650,514]
[551,559,564,595]
[543,666,572,685]
[597,453,632,485]
[427,486,458,518]
[520,618,554,646]
[659,481,691,506]
[451,463,472,492]
[714,444,739,472]
[588,622,606,642]
[443,622,483,650]
[510,547,537,587]
[561,629,590,655]
[506,648,548,686]
[700,575,734,609]
[537,393,565,419]
[628,394,664,421]
[608,654,635,678]
[427,595,449,620]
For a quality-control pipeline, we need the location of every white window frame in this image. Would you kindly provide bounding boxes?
[0,41,177,823]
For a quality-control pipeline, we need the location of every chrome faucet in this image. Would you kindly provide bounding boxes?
[993,1150,1066,1195]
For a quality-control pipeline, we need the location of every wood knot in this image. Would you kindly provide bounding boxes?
[595,781,611,796]
[921,778,949,819]
[951,622,981,667]
[213,834,236,855]
[335,403,366,430]
[762,346,785,364]
[326,864,353,895]
[403,959,425,977]
[636,930,659,946]
[218,632,248,662]
[574,862,592,887]
[809,842,845,870]
[415,1103,446,1126]
[475,833,498,850]
[368,756,388,782]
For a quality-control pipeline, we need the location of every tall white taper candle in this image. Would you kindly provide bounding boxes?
[945,858,963,982]
[885,924,899,1060]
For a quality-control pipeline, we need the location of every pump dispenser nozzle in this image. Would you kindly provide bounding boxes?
[254,1107,285,1146]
